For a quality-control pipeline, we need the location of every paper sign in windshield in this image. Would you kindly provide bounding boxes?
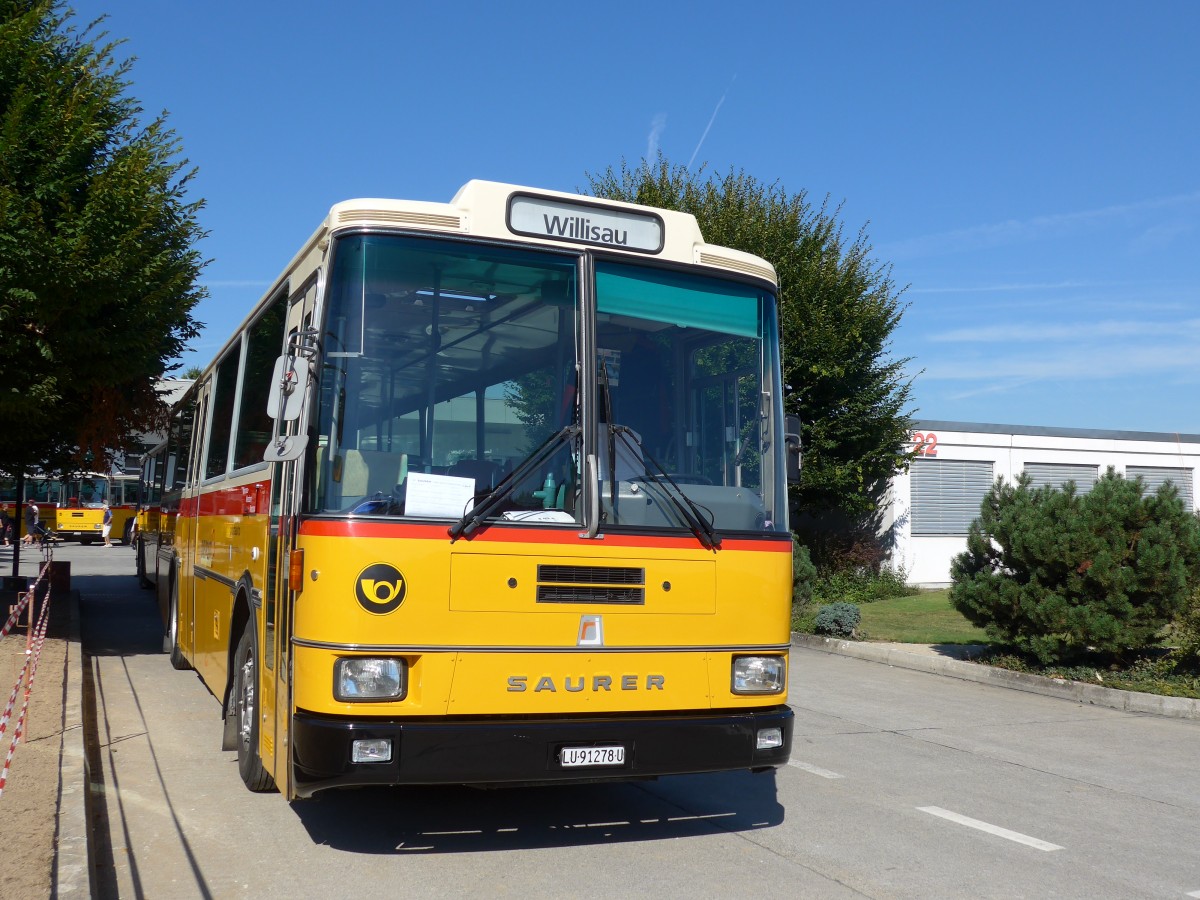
[405,472,476,518]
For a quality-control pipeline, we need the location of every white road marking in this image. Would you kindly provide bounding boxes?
[917,806,1064,852]
[1184,891,1200,898]
[787,760,844,779]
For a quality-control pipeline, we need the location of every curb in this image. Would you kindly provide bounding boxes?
[53,589,89,896]
[791,633,1200,720]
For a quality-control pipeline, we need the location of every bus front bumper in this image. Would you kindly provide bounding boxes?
[291,706,793,797]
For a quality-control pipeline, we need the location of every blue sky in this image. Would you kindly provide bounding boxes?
[66,0,1200,435]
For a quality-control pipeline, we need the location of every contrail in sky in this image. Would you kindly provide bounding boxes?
[647,113,667,160]
[688,75,736,169]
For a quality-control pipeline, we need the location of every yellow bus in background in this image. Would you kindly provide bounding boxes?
[55,472,139,544]
[146,181,800,799]
[0,472,60,538]
[134,439,175,587]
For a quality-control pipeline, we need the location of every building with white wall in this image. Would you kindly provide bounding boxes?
[886,420,1200,586]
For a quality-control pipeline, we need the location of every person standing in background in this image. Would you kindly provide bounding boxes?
[23,502,38,545]
[102,503,113,548]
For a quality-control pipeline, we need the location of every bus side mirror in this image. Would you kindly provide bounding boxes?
[267,354,311,421]
[785,415,802,483]
[263,433,309,463]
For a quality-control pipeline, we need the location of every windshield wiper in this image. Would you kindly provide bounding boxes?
[609,425,721,551]
[448,425,580,542]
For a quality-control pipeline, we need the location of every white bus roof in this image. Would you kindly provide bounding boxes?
[322,180,778,286]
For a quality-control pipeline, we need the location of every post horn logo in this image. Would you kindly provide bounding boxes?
[355,563,407,615]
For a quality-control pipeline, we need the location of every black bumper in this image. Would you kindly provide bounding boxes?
[292,706,793,797]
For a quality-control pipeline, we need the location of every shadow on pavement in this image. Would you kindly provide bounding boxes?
[292,769,784,854]
[75,574,163,657]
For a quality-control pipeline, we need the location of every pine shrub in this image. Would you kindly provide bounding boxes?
[792,536,816,607]
[1168,591,1200,671]
[814,602,861,637]
[950,470,1200,664]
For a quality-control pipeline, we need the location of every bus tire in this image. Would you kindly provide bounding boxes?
[164,577,191,670]
[232,627,275,792]
[136,540,152,590]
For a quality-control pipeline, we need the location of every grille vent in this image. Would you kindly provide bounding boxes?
[536,564,645,605]
[696,251,776,283]
[337,209,463,231]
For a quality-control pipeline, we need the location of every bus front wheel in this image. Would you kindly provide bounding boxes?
[164,578,190,671]
[232,627,275,792]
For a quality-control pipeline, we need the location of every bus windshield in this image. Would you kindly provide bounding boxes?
[64,474,109,507]
[312,234,579,520]
[310,233,787,534]
[593,261,787,534]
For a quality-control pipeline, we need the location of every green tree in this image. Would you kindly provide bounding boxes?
[950,471,1200,664]
[0,0,205,475]
[585,157,914,567]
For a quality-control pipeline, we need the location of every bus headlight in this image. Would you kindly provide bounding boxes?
[731,656,785,694]
[334,658,406,701]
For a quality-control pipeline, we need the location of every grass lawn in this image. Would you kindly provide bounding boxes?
[809,588,1200,700]
[856,589,992,645]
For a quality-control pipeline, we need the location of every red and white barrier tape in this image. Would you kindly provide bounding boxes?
[0,590,32,642]
[0,556,54,798]
[0,563,49,642]
[0,588,51,798]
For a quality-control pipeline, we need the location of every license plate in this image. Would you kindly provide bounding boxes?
[559,745,625,768]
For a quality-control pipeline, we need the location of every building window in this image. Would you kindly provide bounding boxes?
[1126,465,1194,510]
[911,458,994,535]
[1022,462,1099,494]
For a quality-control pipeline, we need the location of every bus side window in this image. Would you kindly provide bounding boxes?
[234,292,287,469]
[206,349,241,479]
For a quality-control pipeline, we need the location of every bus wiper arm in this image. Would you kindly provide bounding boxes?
[611,426,720,551]
[448,425,580,542]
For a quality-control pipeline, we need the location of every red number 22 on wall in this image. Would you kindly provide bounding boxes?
[911,432,938,457]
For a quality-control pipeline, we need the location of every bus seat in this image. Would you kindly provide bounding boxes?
[341,450,408,501]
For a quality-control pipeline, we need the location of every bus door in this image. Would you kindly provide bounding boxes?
[261,279,318,795]
[180,382,212,666]
[263,454,301,793]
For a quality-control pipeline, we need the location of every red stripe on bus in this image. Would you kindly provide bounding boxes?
[177,479,273,518]
[297,518,790,551]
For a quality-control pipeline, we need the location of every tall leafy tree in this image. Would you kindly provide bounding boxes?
[0,0,205,475]
[586,157,915,567]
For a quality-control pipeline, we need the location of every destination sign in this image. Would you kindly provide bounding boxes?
[508,194,664,253]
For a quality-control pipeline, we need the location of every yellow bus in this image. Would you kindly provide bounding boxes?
[133,441,166,585]
[0,472,60,539]
[55,472,139,544]
[149,181,800,799]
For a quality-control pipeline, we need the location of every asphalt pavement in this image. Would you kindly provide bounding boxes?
[38,539,1200,897]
